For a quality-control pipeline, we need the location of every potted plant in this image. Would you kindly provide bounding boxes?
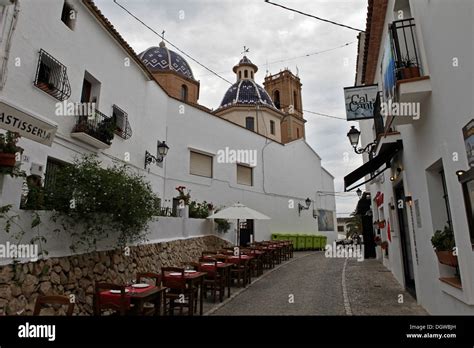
[431,225,457,267]
[0,131,22,168]
[378,219,386,229]
[398,55,420,80]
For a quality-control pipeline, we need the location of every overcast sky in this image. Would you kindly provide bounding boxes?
[95,0,367,217]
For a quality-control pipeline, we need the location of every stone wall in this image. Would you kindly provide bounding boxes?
[0,235,231,315]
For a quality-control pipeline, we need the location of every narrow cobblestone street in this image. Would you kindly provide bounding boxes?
[208,252,427,316]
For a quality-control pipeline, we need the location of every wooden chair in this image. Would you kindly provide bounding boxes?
[198,258,225,303]
[135,272,162,316]
[94,283,129,316]
[136,272,161,286]
[33,295,74,316]
[161,267,197,316]
[229,254,248,287]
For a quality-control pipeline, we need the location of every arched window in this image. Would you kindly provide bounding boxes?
[273,90,281,109]
[239,71,242,79]
[245,117,254,131]
[181,85,188,101]
[244,70,248,78]
[293,91,298,110]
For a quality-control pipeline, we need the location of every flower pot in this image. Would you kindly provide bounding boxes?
[435,250,458,267]
[0,153,16,167]
[400,66,420,80]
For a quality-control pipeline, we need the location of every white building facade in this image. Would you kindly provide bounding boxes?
[346,0,474,314]
[0,0,337,255]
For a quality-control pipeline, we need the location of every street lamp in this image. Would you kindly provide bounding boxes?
[347,126,377,155]
[298,197,312,216]
[145,141,169,169]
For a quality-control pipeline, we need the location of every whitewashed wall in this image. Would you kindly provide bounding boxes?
[0,211,230,266]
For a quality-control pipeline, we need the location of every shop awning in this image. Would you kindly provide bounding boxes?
[344,140,403,191]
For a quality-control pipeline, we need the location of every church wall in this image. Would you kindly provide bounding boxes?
[165,97,337,243]
[152,72,199,103]
[216,108,282,142]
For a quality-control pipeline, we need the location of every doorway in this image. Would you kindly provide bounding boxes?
[394,182,417,298]
[239,219,254,246]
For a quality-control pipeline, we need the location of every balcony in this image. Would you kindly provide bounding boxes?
[390,18,432,126]
[70,108,115,149]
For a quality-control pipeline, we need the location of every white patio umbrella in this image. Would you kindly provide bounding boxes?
[207,203,271,245]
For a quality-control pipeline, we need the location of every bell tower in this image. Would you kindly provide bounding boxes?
[264,69,306,143]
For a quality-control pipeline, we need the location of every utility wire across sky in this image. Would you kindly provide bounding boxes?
[264,0,365,32]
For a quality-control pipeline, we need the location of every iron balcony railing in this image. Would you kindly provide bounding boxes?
[390,18,422,81]
[72,108,115,145]
[34,49,71,101]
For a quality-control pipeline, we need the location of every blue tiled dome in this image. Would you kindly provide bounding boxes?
[139,42,195,80]
[219,80,276,109]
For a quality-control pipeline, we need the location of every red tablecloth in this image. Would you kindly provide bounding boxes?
[99,285,155,309]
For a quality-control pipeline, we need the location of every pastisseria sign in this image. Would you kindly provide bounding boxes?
[343,84,379,121]
[0,101,57,146]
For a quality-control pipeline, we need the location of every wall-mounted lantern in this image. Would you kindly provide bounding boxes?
[144,141,169,169]
[298,197,312,216]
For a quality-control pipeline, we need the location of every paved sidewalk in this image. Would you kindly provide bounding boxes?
[345,258,427,315]
[207,251,427,315]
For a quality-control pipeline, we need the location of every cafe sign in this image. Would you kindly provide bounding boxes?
[343,84,378,121]
[0,101,57,147]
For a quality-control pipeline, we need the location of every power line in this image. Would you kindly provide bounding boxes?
[266,41,356,66]
[196,41,356,78]
[304,109,347,121]
[264,0,365,33]
[113,0,233,85]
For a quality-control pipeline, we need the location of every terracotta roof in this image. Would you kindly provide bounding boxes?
[360,0,388,84]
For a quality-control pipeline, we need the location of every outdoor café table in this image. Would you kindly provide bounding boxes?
[200,261,233,299]
[163,271,207,316]
[99,285,167,316]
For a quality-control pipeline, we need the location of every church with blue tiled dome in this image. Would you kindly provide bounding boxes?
[218,56,276,109]
[214,55,306,144]
[139,41,195,80]
[138,41,200,104]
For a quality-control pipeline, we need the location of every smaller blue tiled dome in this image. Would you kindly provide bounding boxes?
[219,80,275,108]
[139,41,195,80]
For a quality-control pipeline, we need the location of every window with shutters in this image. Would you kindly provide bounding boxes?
[190,151,213,178]
[237,164,253,186]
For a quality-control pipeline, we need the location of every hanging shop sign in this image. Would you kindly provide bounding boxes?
[343,84,378,121]
[0,101,57,146]
[462,119,474,167]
